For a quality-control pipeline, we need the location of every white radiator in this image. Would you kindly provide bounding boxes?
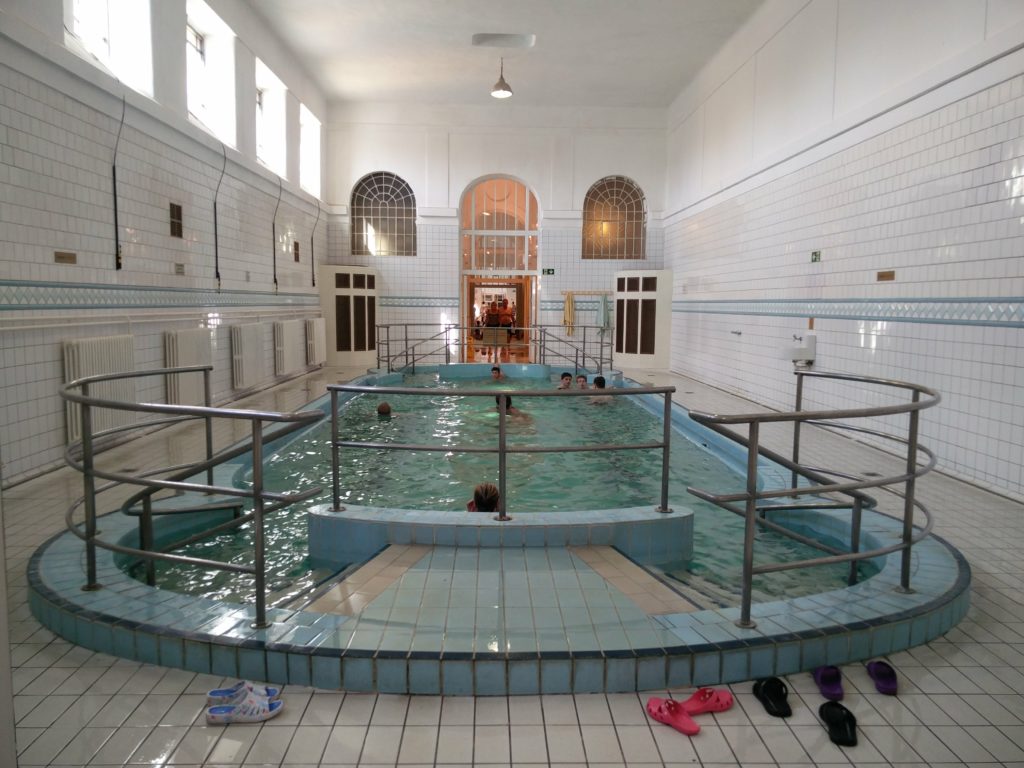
[231,323,266,389]
[63,334,136,443]
[306,318,326,366]
[164,328,213,405]
[274,320,305,376]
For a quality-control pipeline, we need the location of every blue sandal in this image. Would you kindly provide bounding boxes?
[206,680,281,706]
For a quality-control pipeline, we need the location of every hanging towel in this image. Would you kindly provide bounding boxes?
[562,292,576,336]
[596,293,610,332]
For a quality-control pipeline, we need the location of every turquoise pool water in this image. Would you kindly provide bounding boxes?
[132,373,875,603]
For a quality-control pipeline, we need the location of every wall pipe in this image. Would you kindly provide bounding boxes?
[213,143,227,290]
[111,94,126,270]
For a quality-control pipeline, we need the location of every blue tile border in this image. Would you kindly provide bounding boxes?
[28,495,970,693]
[671,297,1024,328]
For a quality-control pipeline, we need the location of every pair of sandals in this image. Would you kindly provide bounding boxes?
[205,680,284,724]
[645,687,734,735]
[753,661,898,748]
[754,675,856,747]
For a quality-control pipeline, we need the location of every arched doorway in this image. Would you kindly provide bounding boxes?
[460,177,539,362]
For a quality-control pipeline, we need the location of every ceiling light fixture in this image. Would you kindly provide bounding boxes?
[491,58,512,99]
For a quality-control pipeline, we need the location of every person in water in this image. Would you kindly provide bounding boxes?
[576,374,589,389]
[491,365,506,381]
[467,482,510,521]
[558,372,573,389]
[590,375,613,404]
[377,402,393,417]
[495,395,527,417]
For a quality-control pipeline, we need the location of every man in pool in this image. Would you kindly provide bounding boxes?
[491,365,506,381]
[590,375,614,404]
[467,481,510,521]
[558,372,573,389]
[495,395,530,421]
[576,374,589,389]
[376,402,393,418]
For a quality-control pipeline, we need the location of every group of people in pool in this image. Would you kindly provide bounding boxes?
[489,365,613,413]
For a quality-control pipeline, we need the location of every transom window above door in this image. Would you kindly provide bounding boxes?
[461,178,538,272]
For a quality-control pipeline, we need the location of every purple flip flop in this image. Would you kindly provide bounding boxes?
[812,665,844,701]
[866,660,898,695]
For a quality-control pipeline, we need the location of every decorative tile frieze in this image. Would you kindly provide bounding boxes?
[379,296,458,308]
[0,280,319,311]
[672,298,1024,327]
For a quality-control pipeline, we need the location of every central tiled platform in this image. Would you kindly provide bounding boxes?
[305,545,698,655]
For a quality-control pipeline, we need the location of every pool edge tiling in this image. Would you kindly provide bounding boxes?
[26,506,970,695]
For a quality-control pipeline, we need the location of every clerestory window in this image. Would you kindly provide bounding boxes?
[350,173,417,256]
[582,176,646,259]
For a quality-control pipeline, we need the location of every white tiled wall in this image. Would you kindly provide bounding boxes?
[0,49,324,484]
[667,73,1024,498]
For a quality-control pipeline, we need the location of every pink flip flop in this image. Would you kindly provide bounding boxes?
[679,687,734,715]
[646,697,700,735]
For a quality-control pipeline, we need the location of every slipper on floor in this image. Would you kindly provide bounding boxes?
[812,665,844,701]
[206,694,284,724]
[206,680,281,706]
[866,660,898,695]
[819,701,857,746]
[679,687,734,715]
[752,677,792,718]
[646,697,700,735]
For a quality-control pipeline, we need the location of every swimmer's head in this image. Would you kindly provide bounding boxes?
[377,402,392,416]
[560,372,572,382]
[593,376,606,389]
[472,482,500,512]
[491,366,502,379]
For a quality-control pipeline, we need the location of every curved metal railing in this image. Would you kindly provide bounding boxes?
[59,366,324,627]
[327,383,676,517]
[687,369,941,627]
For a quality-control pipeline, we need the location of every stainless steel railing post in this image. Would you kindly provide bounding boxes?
[792,371,804,493]
[498,394,508,519]
[900,389,921,592]
[141,495,155,586]
[80,382,100,591]
[848,496,862,586]
[331,389,341,511]
[738,419,760,628]
[251,419,269,628]
[204,368,214,487]
[658,391,672,513]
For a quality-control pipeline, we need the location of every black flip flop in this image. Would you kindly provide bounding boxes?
[752,677,792,717]
[819,701,857,747]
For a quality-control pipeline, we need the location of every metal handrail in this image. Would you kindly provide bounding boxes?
[59,366,324,628]
[374,323,613,373]
[328,383,676,517]
[687,369,941,627]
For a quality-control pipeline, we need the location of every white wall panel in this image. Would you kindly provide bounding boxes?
[702,59,756,194]
[753,0,837,164]
[834,0,986,119]
[666,108,705,211]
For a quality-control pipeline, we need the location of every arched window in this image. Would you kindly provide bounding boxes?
[581,176,646,259]
[460,177,538,271]
[350,172,417,256]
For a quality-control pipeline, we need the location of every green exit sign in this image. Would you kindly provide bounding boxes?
[811,251,821,262]
[542,268,555,275]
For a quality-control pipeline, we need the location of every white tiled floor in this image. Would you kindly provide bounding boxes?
[6,365,1024,766]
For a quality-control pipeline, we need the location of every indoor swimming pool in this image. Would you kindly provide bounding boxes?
[28,364,971,694]
[131,368,875,605]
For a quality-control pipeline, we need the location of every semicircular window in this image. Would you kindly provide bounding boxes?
[582,175,646,259]
[350,172,417,256]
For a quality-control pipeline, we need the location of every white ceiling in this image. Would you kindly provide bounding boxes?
[245,0,765,108]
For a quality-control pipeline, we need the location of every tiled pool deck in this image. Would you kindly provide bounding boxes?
[27,495,969,694]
